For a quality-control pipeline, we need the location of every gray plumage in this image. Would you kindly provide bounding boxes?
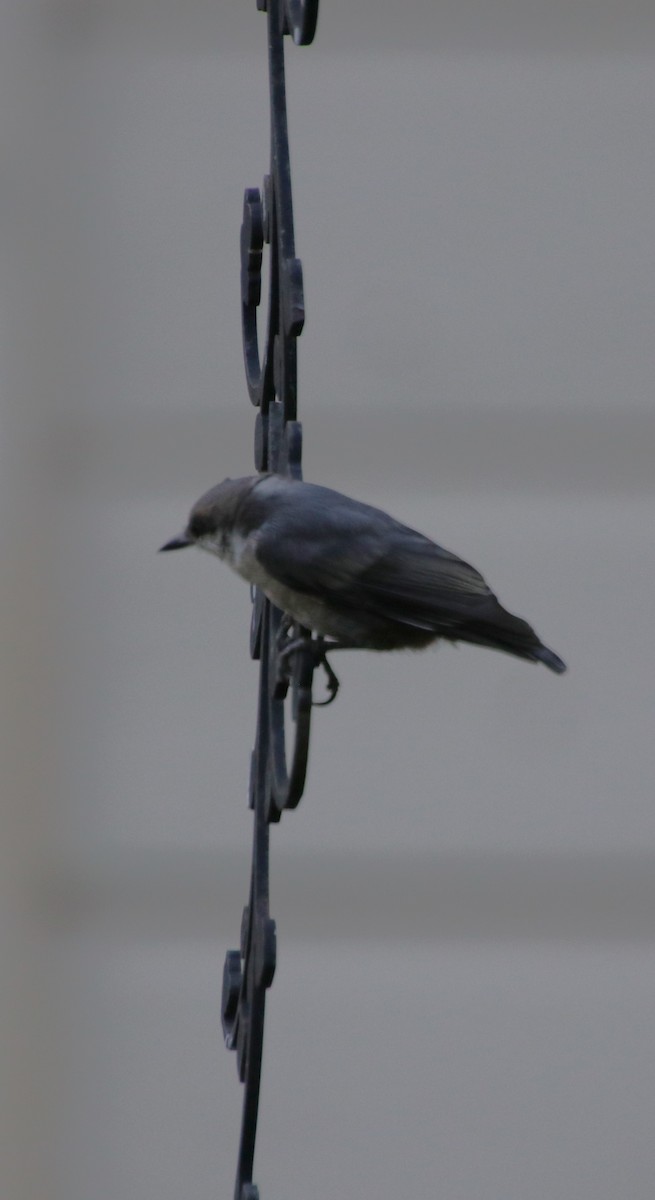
[160,473,566,673]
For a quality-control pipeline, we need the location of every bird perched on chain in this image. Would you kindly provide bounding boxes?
[161,473,566,686]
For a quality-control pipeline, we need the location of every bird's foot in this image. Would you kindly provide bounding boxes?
[275,628,341,706]
[310,640,341,706]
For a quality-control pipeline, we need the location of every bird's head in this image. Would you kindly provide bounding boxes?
[159,476,260,559]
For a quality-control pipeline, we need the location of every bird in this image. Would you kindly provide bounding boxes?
[160,473,566,676]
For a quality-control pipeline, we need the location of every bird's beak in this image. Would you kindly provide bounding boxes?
[159,532,193,552]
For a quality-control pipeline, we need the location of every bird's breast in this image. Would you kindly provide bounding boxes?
[221,529,247,570]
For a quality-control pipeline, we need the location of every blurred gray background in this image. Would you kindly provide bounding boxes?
[2,2,655,1198]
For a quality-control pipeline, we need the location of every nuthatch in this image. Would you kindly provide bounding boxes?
[161,473,566,675]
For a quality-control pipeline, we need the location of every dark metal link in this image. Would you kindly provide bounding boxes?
[221,3,321,1197]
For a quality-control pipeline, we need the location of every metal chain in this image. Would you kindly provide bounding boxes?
[221,3,321,1197]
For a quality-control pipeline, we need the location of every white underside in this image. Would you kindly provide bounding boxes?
[198,528,354,640]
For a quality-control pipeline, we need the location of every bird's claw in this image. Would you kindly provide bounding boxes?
[312,646,340,706]
[275,627,340,706]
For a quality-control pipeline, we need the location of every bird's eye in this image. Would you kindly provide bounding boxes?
[189,512,211,539]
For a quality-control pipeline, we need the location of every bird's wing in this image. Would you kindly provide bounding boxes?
[252,501,383,595]
[253,502,495,633]
[352,531,495,630]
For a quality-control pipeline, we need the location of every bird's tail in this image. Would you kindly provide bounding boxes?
[458,600,566,674]
[528,643,567,674]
